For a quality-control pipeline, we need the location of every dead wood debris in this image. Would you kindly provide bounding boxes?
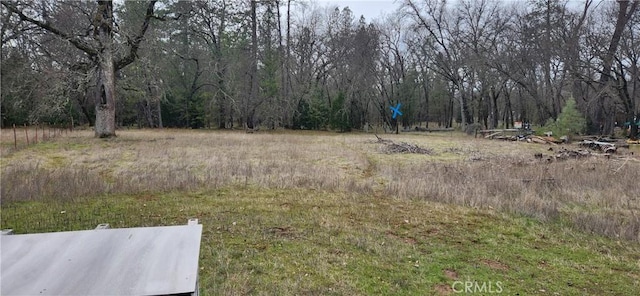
[482,130,629,154]
[579,140,617,153]
[554,148,592,160]
[374,134,433,154]
[535,147,620,162]
[482,131,564,144]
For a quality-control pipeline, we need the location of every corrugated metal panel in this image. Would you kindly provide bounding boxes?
[1,223,202,295]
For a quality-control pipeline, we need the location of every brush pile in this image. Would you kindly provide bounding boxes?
[375,135,433,154]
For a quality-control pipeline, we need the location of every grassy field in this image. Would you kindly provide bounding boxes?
[1,128,639,294]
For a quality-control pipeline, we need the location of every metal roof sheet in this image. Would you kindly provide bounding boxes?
[1,223,202,295]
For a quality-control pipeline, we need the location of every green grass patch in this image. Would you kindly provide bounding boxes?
[26,140,89,152]
[2,187,638,295]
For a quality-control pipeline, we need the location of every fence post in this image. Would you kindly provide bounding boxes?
[35,123,38,143]
[24,124,29,145]
[13,124,17,149]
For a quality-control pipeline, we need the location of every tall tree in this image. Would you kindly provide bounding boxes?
[404,0,473,128]
[595,0,639,134]
[247,0,259,129]
[2,0,157,137]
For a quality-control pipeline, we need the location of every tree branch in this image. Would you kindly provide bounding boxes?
[1,1,98,57]
[114,0,157,71]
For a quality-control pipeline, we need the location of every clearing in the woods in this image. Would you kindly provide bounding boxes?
[1,129,639,295]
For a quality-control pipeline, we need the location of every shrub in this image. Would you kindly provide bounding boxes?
[541,98,586,140]
[329,92,351,132]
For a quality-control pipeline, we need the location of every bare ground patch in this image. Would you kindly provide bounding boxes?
[481,259,510,271]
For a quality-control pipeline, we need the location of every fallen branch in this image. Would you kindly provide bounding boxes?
[375,133,392,144]
[613,158,630,174]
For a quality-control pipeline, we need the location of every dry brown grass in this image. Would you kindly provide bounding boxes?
[2,128,639,241]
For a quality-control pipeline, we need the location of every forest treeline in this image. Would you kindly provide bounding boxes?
[1,0,639,136]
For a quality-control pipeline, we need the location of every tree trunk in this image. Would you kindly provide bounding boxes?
[248,0,258,129]
[214,1,228,129]
[276,0,287,125]
[77,91,95,126]
[217,72,227,129]
[422,77,429,128]
[504,87,513,129]
[286,0,292,123]
[616,60,638,140]
[447,86,454,128]
[94,58,116,137]
[460,92,471,126]
[94,1,116,137]
[2,0,156,136]
[157,99,163,128]
[596,0,639,135]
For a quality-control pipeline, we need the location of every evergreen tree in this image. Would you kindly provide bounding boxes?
[541,98,586,140]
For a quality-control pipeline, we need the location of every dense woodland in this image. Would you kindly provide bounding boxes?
[1,0,639,137]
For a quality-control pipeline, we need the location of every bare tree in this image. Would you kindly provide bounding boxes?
[404,0,473,129]
[594,0,639,134]
[614,2,640,139]
[2,0,157,137]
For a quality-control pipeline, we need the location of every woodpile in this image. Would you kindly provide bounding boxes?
[482,133,566,144]
[579,140,617,153]
[375,135,433,155]
[479,129,542,142]
[481,131,630,153]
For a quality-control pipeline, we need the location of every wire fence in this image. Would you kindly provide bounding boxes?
[3,123,76,153]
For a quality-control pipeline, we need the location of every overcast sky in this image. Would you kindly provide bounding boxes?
[312,0,589,22]
[315,0,401,21]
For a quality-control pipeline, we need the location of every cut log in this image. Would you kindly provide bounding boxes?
[528,136,560,145]
[494,135,516,141]
[485,132,502,139]
[541,136,561,144]
[580,140,616,153]
[627,139,640,145]
[596,137,617,143]
[412,127,455,132]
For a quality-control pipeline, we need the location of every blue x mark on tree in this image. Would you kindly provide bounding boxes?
[390,103,402,119]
